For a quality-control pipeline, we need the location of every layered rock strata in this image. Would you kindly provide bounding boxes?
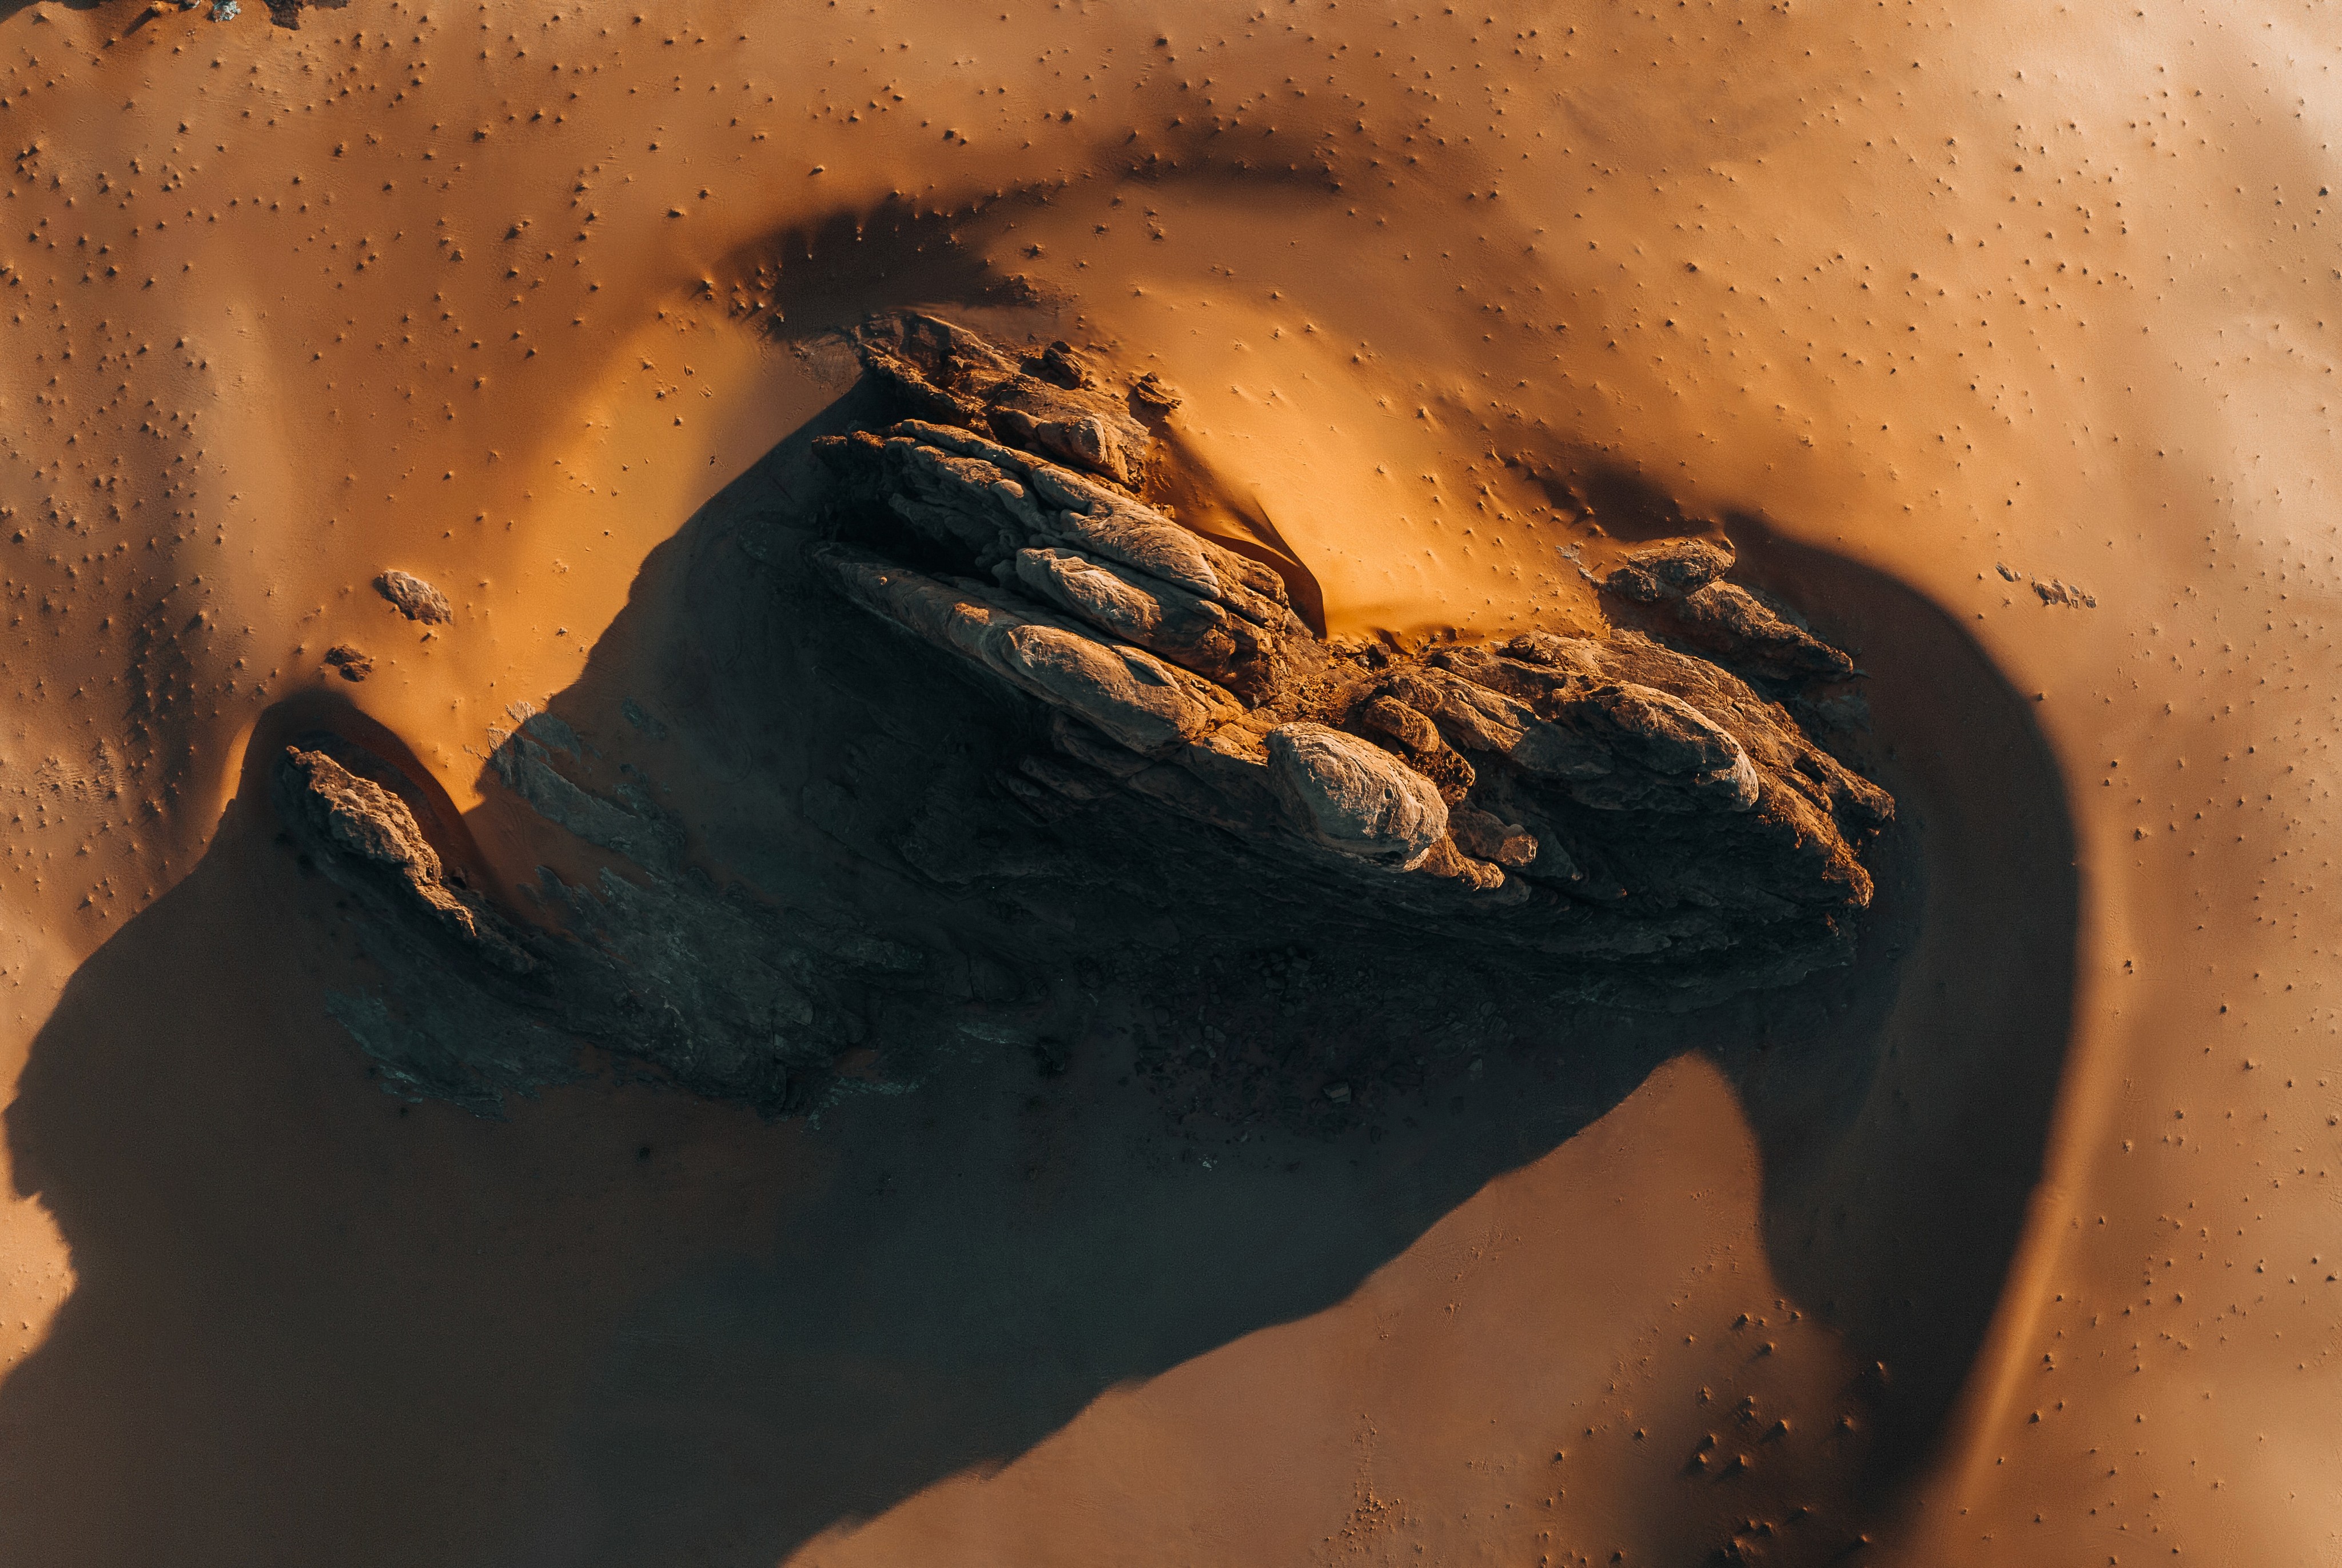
[811,316,1894,986]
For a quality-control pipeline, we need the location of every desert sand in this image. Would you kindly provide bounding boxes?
[0,0,2335,1563]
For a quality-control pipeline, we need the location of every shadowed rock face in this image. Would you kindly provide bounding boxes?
[810,314,1894,998]
[272,728,907,1118]
[274,745,535,974]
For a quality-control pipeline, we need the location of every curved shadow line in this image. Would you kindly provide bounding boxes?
[0,388,2076,1567]
[1719,513,2079,1501]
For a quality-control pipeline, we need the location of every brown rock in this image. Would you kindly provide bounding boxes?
[1011,547,1282,703]
[1449,804,1539,868]
[1129,372,1182,417]
[1356,694,1477,801]
[1027,340,1096,390]
[1668,581,1857,681]
[374,569,452,624]
[857,312,1157,489]
[807,317,1897,1004]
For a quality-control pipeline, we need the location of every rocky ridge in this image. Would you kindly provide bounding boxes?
[270,313,1901,1120]
[810,314,1894,989]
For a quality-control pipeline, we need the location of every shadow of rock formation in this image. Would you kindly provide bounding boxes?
[0,326,2073,1567]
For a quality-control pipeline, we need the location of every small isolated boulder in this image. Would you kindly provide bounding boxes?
[1265,721,1448,868]
[324,644,372,682]
[1027,340,1096,390]
[1128,372,1182,417]
[375,569,453,624]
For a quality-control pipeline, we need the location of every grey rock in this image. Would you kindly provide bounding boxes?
[291,731,920,1116]
[620,697,669,739]
[1011,546,1282,701]
[813,545,1239,755]
[815,417,1295,639]
[996,622,1231,755]
[1593,537,1857,684]
[1562,683,1761,813]
[989,402,1149,491]
[486,723,685,873]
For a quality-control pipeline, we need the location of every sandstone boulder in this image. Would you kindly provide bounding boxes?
[1264,722,1449,868]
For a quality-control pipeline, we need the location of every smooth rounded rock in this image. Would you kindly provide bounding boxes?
[1265,721,1449,867]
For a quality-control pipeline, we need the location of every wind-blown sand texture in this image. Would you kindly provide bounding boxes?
[0,2,2333,1564]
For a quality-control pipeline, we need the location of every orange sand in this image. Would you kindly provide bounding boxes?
[1,1,2337,1562]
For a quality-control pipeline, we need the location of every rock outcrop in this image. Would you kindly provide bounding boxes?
[1601,538,1854,681]
[274,729,905,1114]
[281,314,1903,1122]
[852,314,1162,490]
[274,745,533,973]
[811,314,1895,995]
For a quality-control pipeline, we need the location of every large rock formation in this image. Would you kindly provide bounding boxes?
[275,313,1899,1120]
[810,315,1894,994]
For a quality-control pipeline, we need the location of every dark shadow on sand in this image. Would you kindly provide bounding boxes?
[0,390,2074,1567]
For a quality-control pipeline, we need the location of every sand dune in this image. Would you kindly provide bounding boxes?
[0,1,2335,1562]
